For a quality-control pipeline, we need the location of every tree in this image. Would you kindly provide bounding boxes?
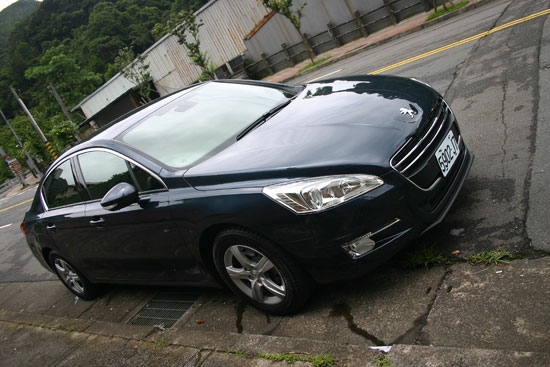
[24,44,102,111]
[157,10,216,81]
[113,47,152,104]
[262,0,315,63]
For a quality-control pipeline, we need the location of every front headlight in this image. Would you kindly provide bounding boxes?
[263,174,383,214]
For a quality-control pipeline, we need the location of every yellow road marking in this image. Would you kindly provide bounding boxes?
[0,198,33,213]
[369,9,550,75]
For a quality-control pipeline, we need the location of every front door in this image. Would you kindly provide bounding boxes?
[73,149,184,282]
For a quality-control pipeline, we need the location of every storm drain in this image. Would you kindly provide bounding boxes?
[129,290,201,328]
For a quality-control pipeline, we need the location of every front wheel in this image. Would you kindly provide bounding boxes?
[49,252,99,300]
[213,229,312,315]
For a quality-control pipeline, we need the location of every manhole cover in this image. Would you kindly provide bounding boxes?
[129,290,201,328]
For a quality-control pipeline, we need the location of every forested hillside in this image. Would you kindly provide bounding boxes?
[0,0,39,64]
[0,0,207,179]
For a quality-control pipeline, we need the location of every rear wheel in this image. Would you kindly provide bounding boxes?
[213,229,312,315]
[49,252,99,300]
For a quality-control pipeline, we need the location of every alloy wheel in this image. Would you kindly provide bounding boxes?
[223,244,286,305]
[54,258,86,295]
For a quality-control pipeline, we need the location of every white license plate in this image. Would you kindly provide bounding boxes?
[435,131,460,177]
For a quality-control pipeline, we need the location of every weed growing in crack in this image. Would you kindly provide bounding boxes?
[402,243,449,269]
[466,250,523,265]
[373,353,392,367]
[258,352,335,367]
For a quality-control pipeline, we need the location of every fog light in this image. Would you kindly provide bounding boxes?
[342,234,376,259]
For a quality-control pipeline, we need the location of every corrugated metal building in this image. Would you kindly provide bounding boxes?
[74,0,270,130]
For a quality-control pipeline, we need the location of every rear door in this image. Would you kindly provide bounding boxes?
[38,158,90,266]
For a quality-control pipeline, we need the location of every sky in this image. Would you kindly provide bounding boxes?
[0,0,18,12]
[0,0,41,12]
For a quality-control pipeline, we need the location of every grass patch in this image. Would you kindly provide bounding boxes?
[298,56,331,73]
[374,353,392,367]
[466,250,523,266]
[403,243,449,269]
[427,1,469,21]
[258,352,335,367]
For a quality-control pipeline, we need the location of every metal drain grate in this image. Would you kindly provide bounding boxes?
[129,290,201,328]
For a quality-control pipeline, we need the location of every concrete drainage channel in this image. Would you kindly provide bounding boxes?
[128,290,203,329]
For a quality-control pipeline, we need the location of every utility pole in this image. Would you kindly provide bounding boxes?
[48,83,81,142]
[10,86,58,160]
[0,110,40,177]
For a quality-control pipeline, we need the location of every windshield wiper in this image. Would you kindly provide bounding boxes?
[236,99,292,140]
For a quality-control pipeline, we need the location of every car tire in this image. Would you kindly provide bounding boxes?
[213,229,312,315]
[49,252,99,300]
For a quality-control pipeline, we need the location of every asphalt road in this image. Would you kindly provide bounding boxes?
[1,0,548,284]
[0,184,55,282]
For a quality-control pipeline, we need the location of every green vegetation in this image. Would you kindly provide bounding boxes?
[298,56,331,73]
[0,0,208,184]
[226,349,335,367]
[0,160,14,183]
[258,352,335,367]
[373,353,392,367]
[427,1,469,21]
[467,250,523,266]
[0,0,39,63]
[262,0,315,63]
[112,47,152,103]
[403,243,449,269]
[155,8,216,81]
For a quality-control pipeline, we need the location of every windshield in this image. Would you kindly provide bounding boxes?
[119,82,294,168]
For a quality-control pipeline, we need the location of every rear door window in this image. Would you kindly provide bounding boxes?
[43,159,84,208]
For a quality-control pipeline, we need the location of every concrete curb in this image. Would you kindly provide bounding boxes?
[2,309,548,366]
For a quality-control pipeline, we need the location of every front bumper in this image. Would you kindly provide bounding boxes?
[260,143,473,284]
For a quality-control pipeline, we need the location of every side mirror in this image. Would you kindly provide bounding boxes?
[100,182,139,211]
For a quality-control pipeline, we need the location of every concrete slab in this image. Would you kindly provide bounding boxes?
[0,322,88,367]
[177,288,284,335]
[274,265,447,346]
[390,344,550,367]
[0,281,69,314]
[177,266,448,347]
[425,258,550,352]
[77,285,156,323]
[55,335,199,367]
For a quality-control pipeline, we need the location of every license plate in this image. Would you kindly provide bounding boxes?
[435,130,460,177]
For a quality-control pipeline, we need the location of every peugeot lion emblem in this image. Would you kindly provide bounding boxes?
[400,107,416,119]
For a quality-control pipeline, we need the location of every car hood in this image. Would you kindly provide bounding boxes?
[185,76,439,188]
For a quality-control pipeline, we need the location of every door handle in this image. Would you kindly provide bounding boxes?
[89,217,105,226]
[46,224,56,232]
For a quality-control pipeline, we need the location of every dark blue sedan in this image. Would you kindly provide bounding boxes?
[21,76,472,314]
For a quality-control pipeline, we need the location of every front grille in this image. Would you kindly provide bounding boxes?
[390,98,456,189]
